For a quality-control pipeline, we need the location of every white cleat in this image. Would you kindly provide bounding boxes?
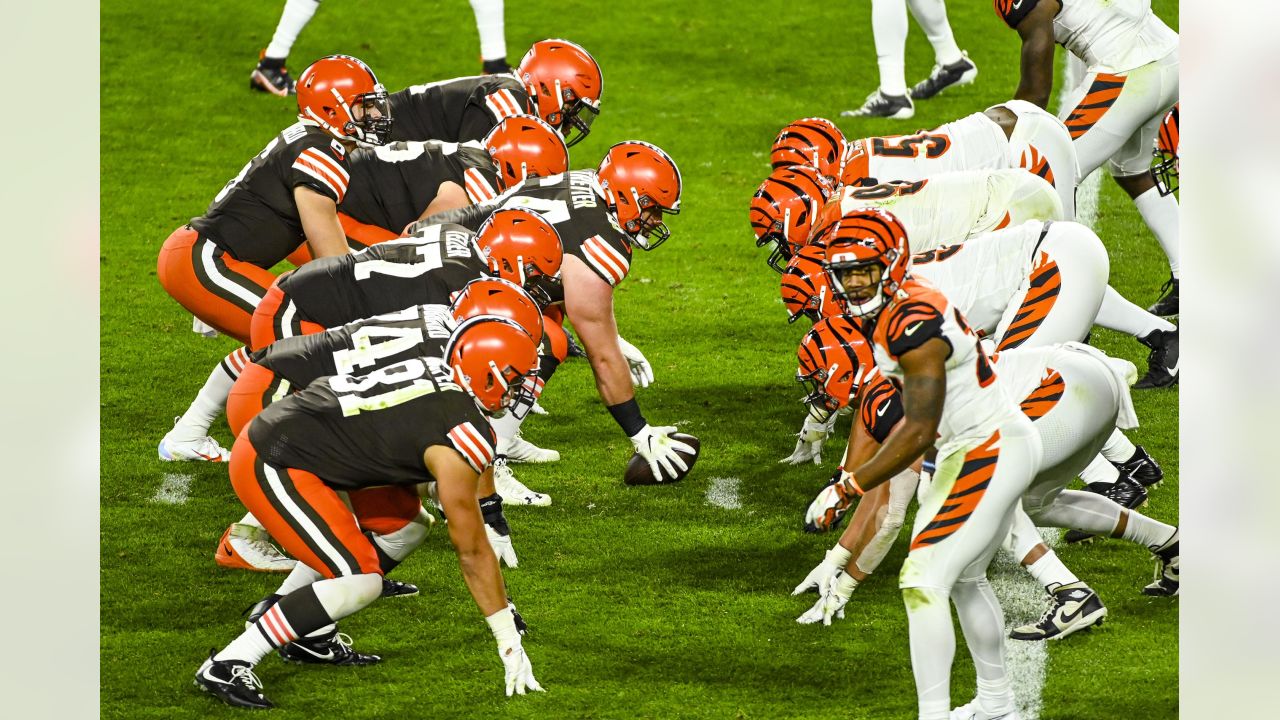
[216,523,297,572]
[951,700,1021,720]
[159,426,231,463]
[498,431,560,463]
[493,459,552,507]
[528,400,550,416]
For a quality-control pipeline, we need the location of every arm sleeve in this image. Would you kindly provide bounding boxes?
[994,0,1043,28]
[883,301,948,359]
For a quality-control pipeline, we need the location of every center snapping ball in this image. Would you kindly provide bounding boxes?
[624,432,701,485]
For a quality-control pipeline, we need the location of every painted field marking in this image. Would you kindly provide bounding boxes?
[705,477,741,510]
[151,473,193,505]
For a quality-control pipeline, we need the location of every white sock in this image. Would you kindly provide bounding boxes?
[275,562,323,597]
[1095,285,1176,338]
[1024,549,1079,592]
[490,410,525,454]
[1079,453,1121,486]
[904,586,955,720]
[310,573,383,620]
[371,519,429,563]
[1120,512,1177,552]
[1101,430,1137,464]
[469,0,506,62]
[907,0,963,65]
[265,0,321,60]
[170,350,245,440]
[953,578,1015,716]
[871,0,910,96]
[1132,186,1180,278]
[1030,489,1123,534]
[215,623,277,665]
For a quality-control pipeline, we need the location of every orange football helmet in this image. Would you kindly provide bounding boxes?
[1153,104,1179,196]
[516,39,603,147]
[821,209,911,319]
[450,277,546,346]
[750,165,834,273]
[781,244,847,323]
[445,316,540,415]
[796,316,879,413]
[770,118,847,183]
[475,208,564,306]
[597,141,683,250]
[296,55,391,145]
[482,114,570,191]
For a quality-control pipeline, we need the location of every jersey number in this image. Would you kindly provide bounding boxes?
[330,357,456,416]
[331,323,426,375]
[912,244,964,265]
[871,133,951,159]
[848,179,928,201]
[499,195,571,225]
[953,308,995,388]
[352,241,445,280]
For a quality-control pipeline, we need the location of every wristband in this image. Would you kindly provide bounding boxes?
[607,398,648,437]
[843,473,866,496]
[826,544,853,568]
[834,572,860,595]
[485,606,521,650]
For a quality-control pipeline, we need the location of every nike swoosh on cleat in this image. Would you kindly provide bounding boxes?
[292,645,335,661]
[1056,600,1095,624]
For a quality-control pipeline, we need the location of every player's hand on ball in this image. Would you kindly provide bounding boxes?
[629,424,695,482]
[617,336,654,388]
[797,572,859,626]
[792,544,853,596]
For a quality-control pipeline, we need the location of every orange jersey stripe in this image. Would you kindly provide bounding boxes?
[909,431,1000,550]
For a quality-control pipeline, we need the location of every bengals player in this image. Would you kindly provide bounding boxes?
[157,55,390,483]
[998,0,1181,315]
[791,208,1044,720]
[388,39,602,147]
[194,318,545,709]
[418,141,696,488]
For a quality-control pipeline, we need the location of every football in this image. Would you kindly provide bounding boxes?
[624,433,701,486]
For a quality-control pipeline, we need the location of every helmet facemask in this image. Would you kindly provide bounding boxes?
[335,86,392,146]
[547,81,599,148]
[624,190,679,250]
[827,256,893,319]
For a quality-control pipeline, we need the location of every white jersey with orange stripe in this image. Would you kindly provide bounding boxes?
[840,112,1010,188]
[830,169,1062,253]
[996,0,1178,74]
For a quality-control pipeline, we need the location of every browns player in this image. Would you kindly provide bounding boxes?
[326,114,569,250]
[415,141,696,489]
[388,39,602,146]
[999,0,1181,315]
[157,55,390,492]
[194,317,545,709]
[789,208,1044,720]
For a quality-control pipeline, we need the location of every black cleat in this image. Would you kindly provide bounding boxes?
[840,90,915,120]
[250,52,296,97]
[279,627,382,666]
[1147,275,1179,317]
[482,57,512,75]
[1113,445,1164,488]
[1143,531,1180,596]
[1134,327,1179,389]
[1063,476,1148,543]
[909,52,978,100]
[194,650,273,710]
[381,577,419,598]
[1010,582,1107,641]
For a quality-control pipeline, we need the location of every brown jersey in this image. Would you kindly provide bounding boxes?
[191,122,351,268]
[387,74,531,143]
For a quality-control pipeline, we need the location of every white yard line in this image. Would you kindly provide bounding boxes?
[151,473,193,505]
[704,477,741,510]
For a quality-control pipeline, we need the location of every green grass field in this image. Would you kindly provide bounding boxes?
[101,1,1178,717]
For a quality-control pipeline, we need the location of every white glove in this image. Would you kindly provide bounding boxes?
[803,469,861,533]
[629,424,695,482]
[797,572,860,625]
[528,400,550,416]
[485,523,519,568]
[487,606,545,696]
[792,543,853,596]
[617,336,655,388]
[779,410,838,465]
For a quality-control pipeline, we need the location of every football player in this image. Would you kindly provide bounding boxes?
[841,0,976,119]
[999,0,1181,315]
[194,317,545,709]
[1152,104,1178,196]
[388,39,602,146]
[788,208,1044,720]
[250,0,511,96]
[793,320,1179,647]
[415,141,696,486]
[158,55,390,469]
